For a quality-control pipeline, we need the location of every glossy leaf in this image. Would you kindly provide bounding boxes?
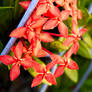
[65,67,78,83]
[77,40,92,59]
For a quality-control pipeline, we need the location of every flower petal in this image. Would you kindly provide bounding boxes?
[45,73,56,85]
[73,41,79,54]
[0,55,16,65]
[31,60,43,73]
[26,30,35,43]
[55,0,64,6]
[10,64,20,81]
[19,1,31,10]
[60,10,70,20]
[32,39,42,56]
[36,49,48,57]
[72,19,78,35]
[54,65,65,78]
[31,74,44,87]
[79,28,88,36]
[36,4,48,15]
[50,54,64,64]
[40,33,54,42]
[43,19,58,30]
[58,22,68,37]
[63,36,74,46]
[14,41,23,59]
[10,27,26,38]
[77,10,82,19]
[67,60,79,70]
[46,61,56,71]
[31,17,48,28]
[25,16,32,26]
[64,44,75,59]
[21,58,33,69]
[49,5,61,17]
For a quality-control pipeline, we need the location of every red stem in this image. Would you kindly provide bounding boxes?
[21,39,28,49]
[42,47,53,55]
[41,32,66,38]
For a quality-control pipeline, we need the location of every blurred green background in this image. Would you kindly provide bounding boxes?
[0,0,92,92]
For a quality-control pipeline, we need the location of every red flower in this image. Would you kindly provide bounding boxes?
[10,26,54,56]
[31,66,56,87]
[0,41,38,81]
[47,54,79,78]
[10,16,48,39]
[43,10,70,37]
[19,1,31,10]
[36,0,60,17]
[42,48,79,78]
[63,28,88,54]
[55,0,73,13]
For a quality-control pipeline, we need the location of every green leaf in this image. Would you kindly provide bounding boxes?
[64,67,78,83]
[43,40,68,54]
[0,8,13,41]
[14,0,19,18]
[49,41,68,52]
[78,8,89,27]
[77,0,92,9]
[77,40,92,59]
[83,33,92,48]
[0,7,14,9]
[8,65,12,70]
[84,79,92,86]
[0,40,3,53]
[63,17,72,34]
[85,15,92,29]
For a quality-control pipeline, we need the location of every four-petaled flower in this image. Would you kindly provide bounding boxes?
[31,65,56,87]
[0,41,43,81]
[46,53,79,78]
[36,0,60,17]
[63,28,88,55]
[43,10,70,37]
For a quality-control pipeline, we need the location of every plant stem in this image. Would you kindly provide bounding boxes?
[42,32,65,37]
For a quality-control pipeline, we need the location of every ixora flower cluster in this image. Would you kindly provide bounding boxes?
[0,0,88,87]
